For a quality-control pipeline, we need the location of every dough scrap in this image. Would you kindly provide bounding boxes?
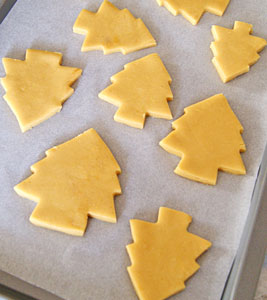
[127,207,211,300]
[1,49,82,132]
[160,94,246,185]
[211,21,267,83]
[99,53,173,129]
[14,129,121,236]
[73,0,156,54]
[156,0,230,25]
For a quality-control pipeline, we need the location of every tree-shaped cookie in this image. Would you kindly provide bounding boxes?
[156,0,230,25]
[99,53,173,128]
[127,207,211,300]
[73,0,156,54]
[211,21,267,82]
[1,49,82,132]
[14,129,121,236]
[160,94,246,185]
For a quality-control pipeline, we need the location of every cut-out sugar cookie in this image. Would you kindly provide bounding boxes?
[14,129,121,236]
[127,207,211,300]
[1,49,82,132]
[160,94,246,185]
[156,0,230,25]
[99,53,173,129]
[211,21,267,83]
[73,0,156,54]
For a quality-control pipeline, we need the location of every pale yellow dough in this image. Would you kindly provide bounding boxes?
[73,0,156,54]
[1,49,82,132]
[127,207,211,300]
[99,53,173,129]
[211,21,267,83]
[160,94,246,185]
[156,0,230,25]
[14,129,121,236]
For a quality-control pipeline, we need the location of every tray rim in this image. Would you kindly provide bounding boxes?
[221,142,267,300]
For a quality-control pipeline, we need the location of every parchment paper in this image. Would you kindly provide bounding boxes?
[0,0,266,299]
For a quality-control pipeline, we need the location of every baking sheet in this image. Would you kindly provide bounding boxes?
[0,0,266,299]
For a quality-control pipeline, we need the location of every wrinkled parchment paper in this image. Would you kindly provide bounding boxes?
[0,0,267,299]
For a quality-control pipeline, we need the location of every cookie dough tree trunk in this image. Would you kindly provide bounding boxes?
[30,199,88,236]
[114,105,146,129]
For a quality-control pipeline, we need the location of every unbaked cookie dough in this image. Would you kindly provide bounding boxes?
[160,94,246,185]
[14,129,121,236]
[73,0,156,54]
[156,0,230,25]
[99,53,173,128]
[127,207,211,300]
[1,49,82,132]
[211,21,267,82]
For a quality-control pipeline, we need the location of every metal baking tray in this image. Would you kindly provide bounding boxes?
[0,1,266,299]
